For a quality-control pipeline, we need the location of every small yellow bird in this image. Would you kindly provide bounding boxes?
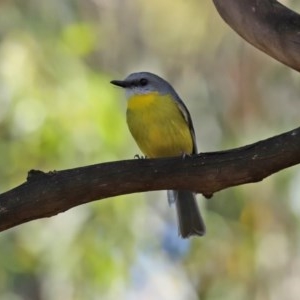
[111,72,205,238]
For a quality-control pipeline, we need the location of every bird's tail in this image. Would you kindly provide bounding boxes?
[168,190,206,238]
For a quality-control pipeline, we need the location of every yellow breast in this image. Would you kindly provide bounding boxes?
[126,92,193,158]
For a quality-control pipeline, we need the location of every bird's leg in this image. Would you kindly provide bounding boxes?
[180,152,192,159]
[134,154,147,159]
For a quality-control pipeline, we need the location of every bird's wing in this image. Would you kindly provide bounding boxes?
[174,98,198,154]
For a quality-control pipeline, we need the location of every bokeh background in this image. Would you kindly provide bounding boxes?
[0,0,300,299]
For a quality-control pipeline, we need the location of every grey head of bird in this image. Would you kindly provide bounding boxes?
[110,72,178,99]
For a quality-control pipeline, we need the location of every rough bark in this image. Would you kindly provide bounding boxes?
[0,127,299,232]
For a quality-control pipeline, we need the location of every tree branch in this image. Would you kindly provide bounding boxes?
[0,127,299,232]
[213,0,300,72]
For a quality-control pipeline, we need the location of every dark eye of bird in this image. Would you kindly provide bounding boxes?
[139,78,148,86]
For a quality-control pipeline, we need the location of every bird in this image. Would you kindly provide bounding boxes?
[111,72,205,238]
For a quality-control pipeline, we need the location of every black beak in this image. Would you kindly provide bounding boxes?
[110,80,129,88]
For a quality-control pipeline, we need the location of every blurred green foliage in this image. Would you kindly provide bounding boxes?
[0,0,300,299]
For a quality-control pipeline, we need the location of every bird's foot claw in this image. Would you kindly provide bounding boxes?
[181,152,192,159]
